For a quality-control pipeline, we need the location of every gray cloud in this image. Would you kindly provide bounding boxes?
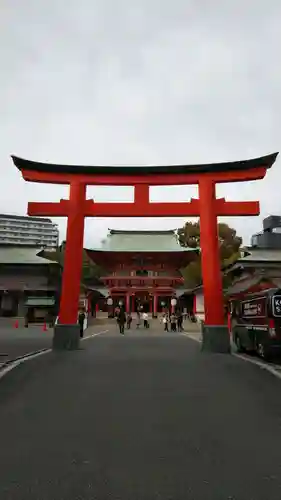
[0,0,280,247]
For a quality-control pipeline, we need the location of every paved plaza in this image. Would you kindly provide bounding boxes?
[1,322,281,499]
[0,322,53,368]
[0,316,200,366]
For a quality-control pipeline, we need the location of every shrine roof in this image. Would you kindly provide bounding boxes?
[0,246,56,265]
[226,276,281,295]
[91,229,197,253]
[235,248,281,264]
[11,152,278,176]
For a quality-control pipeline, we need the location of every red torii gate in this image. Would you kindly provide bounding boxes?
[12,152,278,352]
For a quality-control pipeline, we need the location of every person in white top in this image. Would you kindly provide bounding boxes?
[142,312,149,328]
[162,314,169,331]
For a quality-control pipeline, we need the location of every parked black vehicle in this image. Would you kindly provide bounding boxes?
[230,288,281,359]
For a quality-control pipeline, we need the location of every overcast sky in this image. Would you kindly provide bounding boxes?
[0,0,280,248]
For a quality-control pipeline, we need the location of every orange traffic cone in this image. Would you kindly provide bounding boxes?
[42,323,47,332]
[14,319,19,329]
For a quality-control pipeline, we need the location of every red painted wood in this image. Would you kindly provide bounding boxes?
[21,166,267,185]
[134,184,149,204]
[58,181,86,324]
[215,199,260,216]
[100,276,183,281]
[126,293,130,313]
[153,294,158,315]
[28,198,260,218]
[110,287,174,292]
[28,200,68,217]
[198,178,225,325]
[88,252,191,269]
[20,163,269,328]
[131,295,135,313]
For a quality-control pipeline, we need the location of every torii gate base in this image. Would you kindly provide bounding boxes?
[12,153,278,353]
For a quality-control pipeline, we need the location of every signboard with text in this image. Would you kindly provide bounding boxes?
[272,295,281,317]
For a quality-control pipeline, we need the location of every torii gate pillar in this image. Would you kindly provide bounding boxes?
[12,152,278,352]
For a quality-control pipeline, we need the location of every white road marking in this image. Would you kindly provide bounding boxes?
[0,349,51,380]
[180,332,202,342]
[232,353,281,380]
[180,331,281,381]
[82,330,108,341]
[0,329,109,381]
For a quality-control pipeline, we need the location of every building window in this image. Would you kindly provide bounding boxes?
[136,270,148,276]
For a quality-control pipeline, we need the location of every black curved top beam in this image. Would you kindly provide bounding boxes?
[11,152,278,176]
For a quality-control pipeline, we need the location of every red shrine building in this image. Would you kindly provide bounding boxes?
[86,229,197,315]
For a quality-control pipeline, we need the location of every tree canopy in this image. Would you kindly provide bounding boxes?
[40,243,103,283]
[177,221,242,288]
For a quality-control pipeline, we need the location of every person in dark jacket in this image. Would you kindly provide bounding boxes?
[126,312,132,329]
[78,309,86,338]
[117,308,126,334]
[177,312,183,332]
[170,313,177,332]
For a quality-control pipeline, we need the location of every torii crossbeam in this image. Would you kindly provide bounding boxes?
[12,152,278,352]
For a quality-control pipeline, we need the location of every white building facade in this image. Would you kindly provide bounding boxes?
[0,214,59,248]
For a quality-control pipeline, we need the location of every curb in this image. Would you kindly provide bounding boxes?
[0,329,109,380]
[0,348,51,370]
[181,332,281,381]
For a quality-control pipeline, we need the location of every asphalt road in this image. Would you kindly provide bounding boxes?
[1,326,281,499]
[0,325,53,365]
[0,317,198,365]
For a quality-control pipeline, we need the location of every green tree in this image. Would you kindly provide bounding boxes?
[40,243,103,282]
[178,221,242,288]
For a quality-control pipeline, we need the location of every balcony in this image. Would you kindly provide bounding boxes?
[0,236,58,247]
[0,226,58,236]
[0,222,58,234]
[0,230,58,239]
[101,275,184,288]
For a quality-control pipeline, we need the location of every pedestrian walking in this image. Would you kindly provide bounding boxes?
[78,309,86,338]
[163,313,169,331]
[142,311,149,329]
[136,312,141,328]
[116,308,126,334]
[170,313,177,332]
[177,312,183,332]
[126,312,132,329]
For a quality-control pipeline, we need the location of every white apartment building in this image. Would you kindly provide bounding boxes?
[0,214,59,248]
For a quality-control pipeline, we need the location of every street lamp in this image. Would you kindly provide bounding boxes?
[171,297,177,313]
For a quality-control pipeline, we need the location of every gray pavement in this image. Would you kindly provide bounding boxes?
[1,324,281,499]
[0,317,199,366]
[0,325,53,366]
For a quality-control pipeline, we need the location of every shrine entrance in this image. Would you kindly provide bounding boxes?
[134,292,149,311]
[12,152,278,353]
